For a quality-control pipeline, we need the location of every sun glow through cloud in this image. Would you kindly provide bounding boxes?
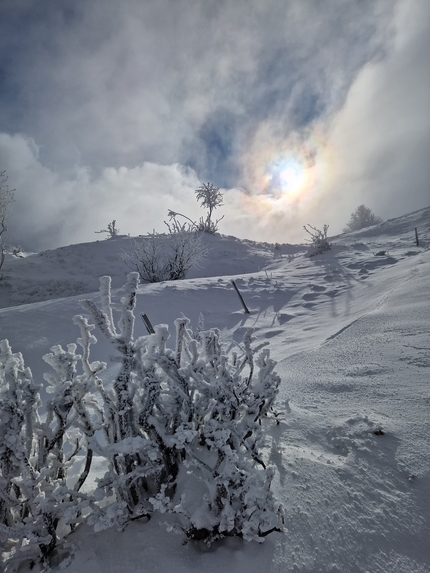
[279,160,304,191]
[268,156,307,198]
[238,123,336,228]
[217,121,344,243]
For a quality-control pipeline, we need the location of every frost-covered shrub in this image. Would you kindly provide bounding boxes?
[78,274,283,542]
[6,245,23,258]
[0,273,282,569]
[148,327,283,542]
[304,224,330,256]
[0,341,97,570]
[122,231,207,282]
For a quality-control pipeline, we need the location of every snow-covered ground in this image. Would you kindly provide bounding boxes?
[1,207,429,572]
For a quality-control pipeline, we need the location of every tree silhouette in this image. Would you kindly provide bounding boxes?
[343,205,382,233]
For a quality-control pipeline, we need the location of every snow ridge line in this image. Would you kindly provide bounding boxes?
[324,316,363,342]
[375,265,418,311]
[325,263,420,344]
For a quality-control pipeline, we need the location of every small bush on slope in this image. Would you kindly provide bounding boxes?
[0,273,282,570]
[303,224,331,256]
[343,205,382,233]
[122,231,207,282]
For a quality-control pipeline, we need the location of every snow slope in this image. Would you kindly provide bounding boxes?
[0,232,299,309]
[1,207,429,572]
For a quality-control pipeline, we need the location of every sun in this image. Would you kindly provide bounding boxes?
[279,160,305,193]
[266,156,307,198]
[239,125,331,210]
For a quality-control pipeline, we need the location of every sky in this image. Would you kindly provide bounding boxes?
[0,0,429,251]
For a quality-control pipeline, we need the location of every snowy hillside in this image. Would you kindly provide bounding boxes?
[1,207,429,572]
[0,232,302,309]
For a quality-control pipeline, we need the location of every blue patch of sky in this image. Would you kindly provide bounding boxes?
[185,109,242,189]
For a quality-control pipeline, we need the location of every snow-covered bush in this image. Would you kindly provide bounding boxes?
[304,224,331,256]
[0,273,282,568]
[9,245,23,258]
[343,205,382,233]
[78,274,282,542]
[165,210,197,233]
[122,231,207,282]
[0,341,97,570]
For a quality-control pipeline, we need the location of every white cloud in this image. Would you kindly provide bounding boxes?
[0,133,205,250]
[0,131,314,249]
[318,0,430,231]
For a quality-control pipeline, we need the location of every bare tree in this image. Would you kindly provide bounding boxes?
[164,182,224,235]
[0,171,15,270]
[95,219,120,238]
[195,182,224,233]
[343,205,382,233]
